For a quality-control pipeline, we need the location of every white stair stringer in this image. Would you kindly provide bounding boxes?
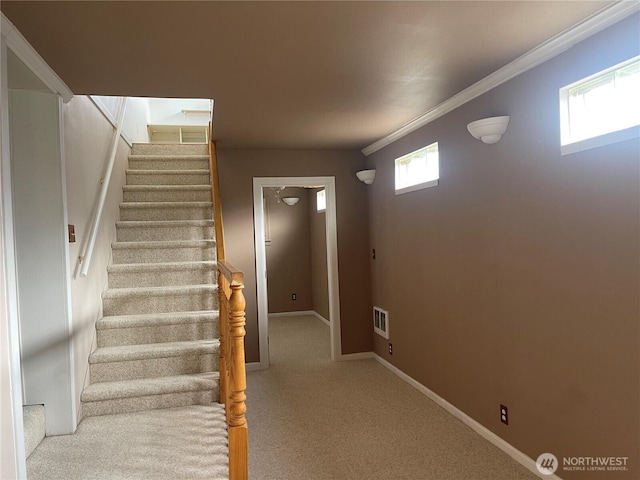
[81,143,221,419]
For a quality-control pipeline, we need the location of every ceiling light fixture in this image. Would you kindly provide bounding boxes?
[281,197,300,206]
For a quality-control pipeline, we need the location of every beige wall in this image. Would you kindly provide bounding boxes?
[310,188,329,320]
[218,149,372,362]
[64,96,130,421]
[263,187,312,313]
[367,15,639,480]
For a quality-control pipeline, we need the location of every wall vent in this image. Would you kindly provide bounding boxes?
[373,306,389,339]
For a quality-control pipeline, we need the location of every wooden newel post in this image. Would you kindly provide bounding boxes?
[228,281,248,479]
[218,275,228,405]
[229,283,247,427]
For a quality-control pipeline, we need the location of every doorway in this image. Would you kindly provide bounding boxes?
[253,177,341,368]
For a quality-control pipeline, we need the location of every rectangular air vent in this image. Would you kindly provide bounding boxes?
[373,306,389,339]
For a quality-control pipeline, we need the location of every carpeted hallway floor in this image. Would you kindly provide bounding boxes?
[247,314,539,480]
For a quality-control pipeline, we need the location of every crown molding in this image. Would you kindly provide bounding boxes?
[362,1,640,156]
[1,13,73,103]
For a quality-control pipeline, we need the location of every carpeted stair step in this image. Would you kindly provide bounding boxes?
[128,154,209,171]
[126,169,210,186]
[116,220,214,242]
[81,373,220,417]
[23,405,45,459]
[102,285,218,316]
[112,240,216,264]
[89,340,220,382]
[131,143,208,156]
[108,261,217,288]
[97,311,219,347]
[123,185,212,203]
[119,201,213,221]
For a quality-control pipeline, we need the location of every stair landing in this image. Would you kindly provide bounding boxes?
[26,404,228,480]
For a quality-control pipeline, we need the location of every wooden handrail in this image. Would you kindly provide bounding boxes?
[209,139,248,480]
[209,137,225,262]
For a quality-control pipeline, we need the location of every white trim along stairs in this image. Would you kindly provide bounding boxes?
[80,143,226,425]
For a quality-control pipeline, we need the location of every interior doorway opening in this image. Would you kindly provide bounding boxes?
[253,177,341,368]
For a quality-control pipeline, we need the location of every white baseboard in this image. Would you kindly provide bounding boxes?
[245,361,264,372]
[340,352,374,361]
[269,310,330,327]
[268,310,315,318]
[372,354,561,480]
[311,311,330,327]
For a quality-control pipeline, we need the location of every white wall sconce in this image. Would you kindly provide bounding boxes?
[281,197,300,206]
[356,169,376,185]
[467,116,510,144]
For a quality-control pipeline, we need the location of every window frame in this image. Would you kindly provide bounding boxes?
[394,141,440,195]
[316,189,326,212]
[559,55,640,156]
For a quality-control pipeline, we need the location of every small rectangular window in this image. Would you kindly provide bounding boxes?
[316,189,326,212]
[560,56,640,155]
[395,142,439,194]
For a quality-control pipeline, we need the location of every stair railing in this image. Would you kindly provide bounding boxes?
[209,139,248,480]
[79,97,128,277]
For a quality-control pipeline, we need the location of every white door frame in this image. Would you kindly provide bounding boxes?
[1,15,75,476]
[253,177,341,368]
[0,37,27,480]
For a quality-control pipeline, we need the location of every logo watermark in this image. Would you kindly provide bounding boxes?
[536,453,558,475]
[537,453,629,475]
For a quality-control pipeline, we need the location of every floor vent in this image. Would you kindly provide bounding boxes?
[373,306,389,339]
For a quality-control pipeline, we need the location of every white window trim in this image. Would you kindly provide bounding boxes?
[316,189,326,212]
[395,179,439,195]
[559,55,640,156]
[561,125,640,156]
[394,141,439,194]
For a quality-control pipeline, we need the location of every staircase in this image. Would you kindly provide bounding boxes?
[81,143,222,418]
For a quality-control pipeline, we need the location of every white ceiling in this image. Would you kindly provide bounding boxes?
[1,1,618,150]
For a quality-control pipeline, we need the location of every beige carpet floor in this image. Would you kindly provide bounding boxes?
[26,403,228,479]
[247,314,539,480]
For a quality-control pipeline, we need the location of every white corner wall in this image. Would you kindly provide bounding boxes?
[9,89,76,435]
[90,95,151,145]
[63,95,131,421]
[1,38,26,480]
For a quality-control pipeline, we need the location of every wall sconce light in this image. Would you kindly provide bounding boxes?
[356,169,376,185]
[281,197,300,206]
[467,116,510,144]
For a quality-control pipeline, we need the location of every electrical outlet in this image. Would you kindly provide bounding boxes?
[500,404,508,425]
[388,343,393,355]
[292,293,297,301]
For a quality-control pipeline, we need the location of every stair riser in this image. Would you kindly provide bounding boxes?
[120,206,212,222]
[116,225,214,242]
[103,291,218,316]
[126,172,210,185]
[109,268,216,288]
[90,354,218,382]
[82,389,219,417]
[123,189,211,202]
[128,158,209,171]
[112,246,215,264]
[132,144,208,156]
[98,322,218,347]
